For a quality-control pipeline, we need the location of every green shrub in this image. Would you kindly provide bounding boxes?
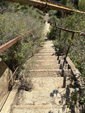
[79,0,85,11]
[48,0,85,110]
[0,2,44,71]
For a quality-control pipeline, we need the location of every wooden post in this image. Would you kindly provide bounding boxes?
[59,29,61,41]
[62,11,65,18]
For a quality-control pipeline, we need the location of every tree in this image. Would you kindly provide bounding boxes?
[60,0,67,5]
[78,0,85,11]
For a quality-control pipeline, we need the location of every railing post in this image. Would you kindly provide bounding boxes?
[64,32,75,64]
[59,29,61,41]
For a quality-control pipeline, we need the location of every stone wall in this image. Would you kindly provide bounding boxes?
[0,58,13,110]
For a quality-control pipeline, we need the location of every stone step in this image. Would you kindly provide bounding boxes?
[39,50,55,53]
[28,71,60,77]
[26,77,76,90]
[13,88,76,107]
[29,65,60,70]
[29,63,69,69]
[43,44,54,46]
[43,45,54,47]
[28,69,72,77]
[39,48,55,51]
[35,53,56,56]
[11,105,71,113]
[32,56,57,60]
[29,65,69,70]
[29,63,59,66]
[39,47,55,50]
[33,60,59,65]
[30,62,59,66]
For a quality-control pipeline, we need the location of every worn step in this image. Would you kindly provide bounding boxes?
[29,63,69,70]
[28,69,72,77]
[29,65,60,70]
[11,105,70,113]
[26,77,76,90]
[30,60,60,66]
[33,55,57,60]
[39,50,55,53]
[35,52,56,56]
[43,44,54,47]
[42,44,54,46]
[30,62,59,66]
[13,88,76,106]
[39,49,55,53]
[42,48,54,50]
[27,71,60,77]
[33,60,59,65]
[26,59,59,66]
[39,51,55,53]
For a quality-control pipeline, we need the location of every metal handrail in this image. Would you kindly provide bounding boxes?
[0,29,33,54]
[56,26,85,35]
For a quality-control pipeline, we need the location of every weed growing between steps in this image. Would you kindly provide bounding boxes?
[18,76,33,92]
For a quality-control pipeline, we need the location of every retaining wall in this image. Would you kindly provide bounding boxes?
[0,58,13,110]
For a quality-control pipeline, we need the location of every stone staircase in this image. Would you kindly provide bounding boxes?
[8,40,80,113]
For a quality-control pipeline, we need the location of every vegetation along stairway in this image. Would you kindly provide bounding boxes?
[1,40,81,113]
[0,1,84,113]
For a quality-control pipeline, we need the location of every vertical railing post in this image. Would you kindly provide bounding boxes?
[64,32,75,65]
[59,29,61,41]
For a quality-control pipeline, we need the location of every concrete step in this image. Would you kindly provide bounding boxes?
[32,56,57,61]
[35,53,56,56]
[26,77,76,90]
[28,71,61,77]
[39,49,55,52]
[30,62,59,67]
[11,105,71,113]
[43,44,54,46]
[42,44,54,46]
[39,50,55,53]
[42,48,54,50]
[13,88,76,106]
[28,69,72,77]
[29,65,60,70]
[29,64,69,70]
[33,60,59,65]
[29,63,59,66]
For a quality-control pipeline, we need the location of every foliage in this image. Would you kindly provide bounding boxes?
[78,0,85,11]
[52,12,85,76]
[48,25,57,40]
[48,15,59,25]
[60,0,67,5]
[60,0,77,9]
[48,10,57,16]
[48,0,85,110]
[57,13,85,75]
[0,1,44,71]
[66,0,75,8]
